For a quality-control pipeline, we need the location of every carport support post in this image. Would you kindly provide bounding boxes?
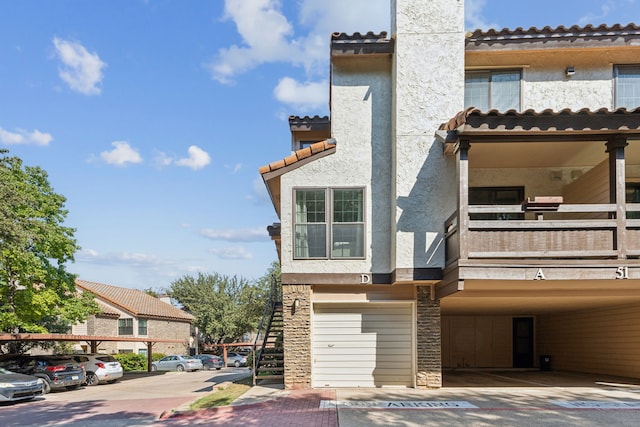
[416,286,442,388]
[146,341,154,372]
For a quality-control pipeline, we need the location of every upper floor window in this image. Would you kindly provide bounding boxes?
[465,70,521,111]
[118,318,133,335]
[615,65,640,109]
[138,319,148,335]
[294,188,365,259]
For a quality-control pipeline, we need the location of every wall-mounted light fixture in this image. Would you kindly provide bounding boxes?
[565,66,575,77]
[293,298,300,313]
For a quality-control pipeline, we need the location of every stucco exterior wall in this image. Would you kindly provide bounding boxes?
[392,0,464,270]
[279,59,392,275]
[524,65,614,111]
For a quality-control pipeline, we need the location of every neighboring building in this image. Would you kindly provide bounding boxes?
[73,280,194,355]
[260,0,640,389]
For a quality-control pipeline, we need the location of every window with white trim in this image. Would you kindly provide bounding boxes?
[294,188,365,259]
[615,65,640,109]
[465,70,521,111]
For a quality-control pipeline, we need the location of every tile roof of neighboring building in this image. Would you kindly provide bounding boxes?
[76,279,194,322]
[95,300,120,317]
[259,139,337,176]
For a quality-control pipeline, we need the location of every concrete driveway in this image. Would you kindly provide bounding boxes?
[0,368,251,427]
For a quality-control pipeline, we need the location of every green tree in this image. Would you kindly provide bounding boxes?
[169,263,279,344]
[0,150,97,334]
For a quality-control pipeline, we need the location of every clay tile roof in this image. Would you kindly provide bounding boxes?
[95,300,120,317]
[468,23,640,41]
[466,23,640,51]
[444,107,640,133]
[288,115,330,131]
[331,31,394,56]
[259,139,337,175]
[76,279,194,322]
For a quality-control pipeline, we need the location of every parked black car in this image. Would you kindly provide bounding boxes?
[0,355,85,394]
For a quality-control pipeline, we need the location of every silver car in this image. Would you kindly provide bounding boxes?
[70,354,124,386]
[151,355,203,372]
[0,367,44,402]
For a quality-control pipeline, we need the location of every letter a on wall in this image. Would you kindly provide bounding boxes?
[533,269,546,280]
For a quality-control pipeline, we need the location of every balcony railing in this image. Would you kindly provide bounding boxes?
[445,203,640,264]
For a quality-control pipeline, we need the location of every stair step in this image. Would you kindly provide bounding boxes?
[257,367,284,373]
[259,360,284,367]
[256,375,284,381]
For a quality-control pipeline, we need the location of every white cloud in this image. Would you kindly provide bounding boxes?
[577,0,636,26]
[53,37,106,95]
[100,141,143,166]
[78,248,165,266]
[200,227,268,242]
[210,246,254,260]
[208,0,388,85]
[465,0,498,30]
[153,151,174,168]
[207,0,296,84]
[224,163,243,173]
[0,127,53,146]
[274,77,327,110]
[175,145,211,170]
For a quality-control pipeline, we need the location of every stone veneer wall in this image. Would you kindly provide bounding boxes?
[282,284,312,389]
[416,286,442,388]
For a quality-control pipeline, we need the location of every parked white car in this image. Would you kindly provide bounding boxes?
[70,354,124,386]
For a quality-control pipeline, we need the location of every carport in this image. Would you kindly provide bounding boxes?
[439,278,640,378]
[0,332,186,372]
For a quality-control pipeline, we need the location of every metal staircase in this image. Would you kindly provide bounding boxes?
[252,277,284,385]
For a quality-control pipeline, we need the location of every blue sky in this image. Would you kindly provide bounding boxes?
[1,0,637,291]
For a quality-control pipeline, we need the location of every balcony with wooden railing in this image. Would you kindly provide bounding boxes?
[445,202,640,265]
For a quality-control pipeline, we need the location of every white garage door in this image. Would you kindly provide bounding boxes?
[312,302,413,388]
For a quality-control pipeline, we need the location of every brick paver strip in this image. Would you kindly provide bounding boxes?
[160,389,338,426]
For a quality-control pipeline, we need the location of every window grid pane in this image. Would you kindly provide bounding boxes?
[331,189,365,258]
[138,319,148,335]
[464,73,489,110]
[295,190,325,223]
[465,70,520,111]
[118,318,133,335]
[491,71,521,111]
[333,189,363,223]
[332,224,365,258]
[294,189,327,258]
[616,66,640,109]
[295,224,326,258]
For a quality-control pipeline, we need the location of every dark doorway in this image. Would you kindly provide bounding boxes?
[512,317,534,368]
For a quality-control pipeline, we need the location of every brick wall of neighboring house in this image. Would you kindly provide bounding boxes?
[416,286,442,388]
[282,284,311,389]
[147,319,190,355]
[91,316,119,354]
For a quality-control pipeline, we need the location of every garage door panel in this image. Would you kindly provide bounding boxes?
[312,302,413,388]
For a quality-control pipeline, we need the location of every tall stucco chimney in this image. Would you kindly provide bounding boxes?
[390,0,465,270]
